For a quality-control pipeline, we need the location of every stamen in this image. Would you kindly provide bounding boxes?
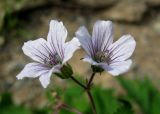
[95,51,110,63]
[43,53,61,67]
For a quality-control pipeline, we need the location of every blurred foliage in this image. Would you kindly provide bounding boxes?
[2,12,31,38]
[0,9,32,45]
[46,77,134,114]
[3,12,19,33]
[0,77,160,114]
[118,77,160,114]
[0,92,49,114]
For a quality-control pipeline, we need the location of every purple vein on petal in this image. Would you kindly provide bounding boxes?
[50,37,56,55]
[88,39,95,57]
[108,37,130,56]
[50,28,63,60]
[34,54,45,61]
[33,47,50,60]
[95,27,99,52]
[55,28,63,59]
[32,64,50,70]
[42,43,55,55]
[109,45,126,59]
[107,44,119,58]
[57,26,63,58]
[101,27,107,51]
[102,28,113,52]
[49,32,59,56]
[110,53,126,61]
[59,25,64,58]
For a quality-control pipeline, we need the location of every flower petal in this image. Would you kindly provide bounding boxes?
[83,55,99,65]
[62,37,80,64]
[16,63,50,80]
[101,59,132,76]
[47,20,67,59]
[76,26,94,56]
[22,38,50,63]
[39,65,61,88]
[92,20,113,52]
[109,35,136,62]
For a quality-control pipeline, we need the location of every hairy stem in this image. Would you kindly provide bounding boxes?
[86,90,97,114]
[70,76,87,89]
[87,72,96,87]
[86,72,97,114]
[70,73,97,114]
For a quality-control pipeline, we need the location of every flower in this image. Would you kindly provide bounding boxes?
[17,20,80,88]
[76,20,136,76]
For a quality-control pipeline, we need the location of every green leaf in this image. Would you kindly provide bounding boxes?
[0,92,49,114]
[0,92,13,107]
[62,86,89,112]
[114,99,134,114]
[117,77,159,114]
[92,87,119,114]
[150,93,160,114]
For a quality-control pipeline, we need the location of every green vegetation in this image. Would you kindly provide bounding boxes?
[118,77,160,114]
[0,77,160,114]
[0,92,48,114]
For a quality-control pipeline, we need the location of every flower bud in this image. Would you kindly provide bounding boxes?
[55,63,73,79]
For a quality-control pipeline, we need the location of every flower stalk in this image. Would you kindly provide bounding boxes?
[86,90,97,114]
[70,72,97,114]
[86,72,97,114]
[70,76,87,89]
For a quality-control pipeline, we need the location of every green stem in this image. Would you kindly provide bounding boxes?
[86,72,97,114]
[86,90,97,114]
[87,72,96,88]
[70,76,87,89]
[70,73,97,114]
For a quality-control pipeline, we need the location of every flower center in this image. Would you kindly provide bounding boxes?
[44,53,61,67]
[95,51,109,63]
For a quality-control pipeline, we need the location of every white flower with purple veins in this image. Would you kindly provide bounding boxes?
[17,20,80,88]
[76,20,136,76]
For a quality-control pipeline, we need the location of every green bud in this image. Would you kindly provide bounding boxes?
[55,63,73,79]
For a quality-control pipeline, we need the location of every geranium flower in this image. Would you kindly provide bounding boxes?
[17,20,80,88]
[76,20,136,76]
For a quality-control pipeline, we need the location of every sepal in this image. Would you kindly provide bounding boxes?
[55,63,73,79]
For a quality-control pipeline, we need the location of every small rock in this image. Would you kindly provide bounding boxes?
[146,0,160,6]
[72,0,117,8]
[153,22,160,34]
[151,17,160,34]
[98,0,147,22]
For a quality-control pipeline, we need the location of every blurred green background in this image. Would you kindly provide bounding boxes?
[0,0,160,114]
